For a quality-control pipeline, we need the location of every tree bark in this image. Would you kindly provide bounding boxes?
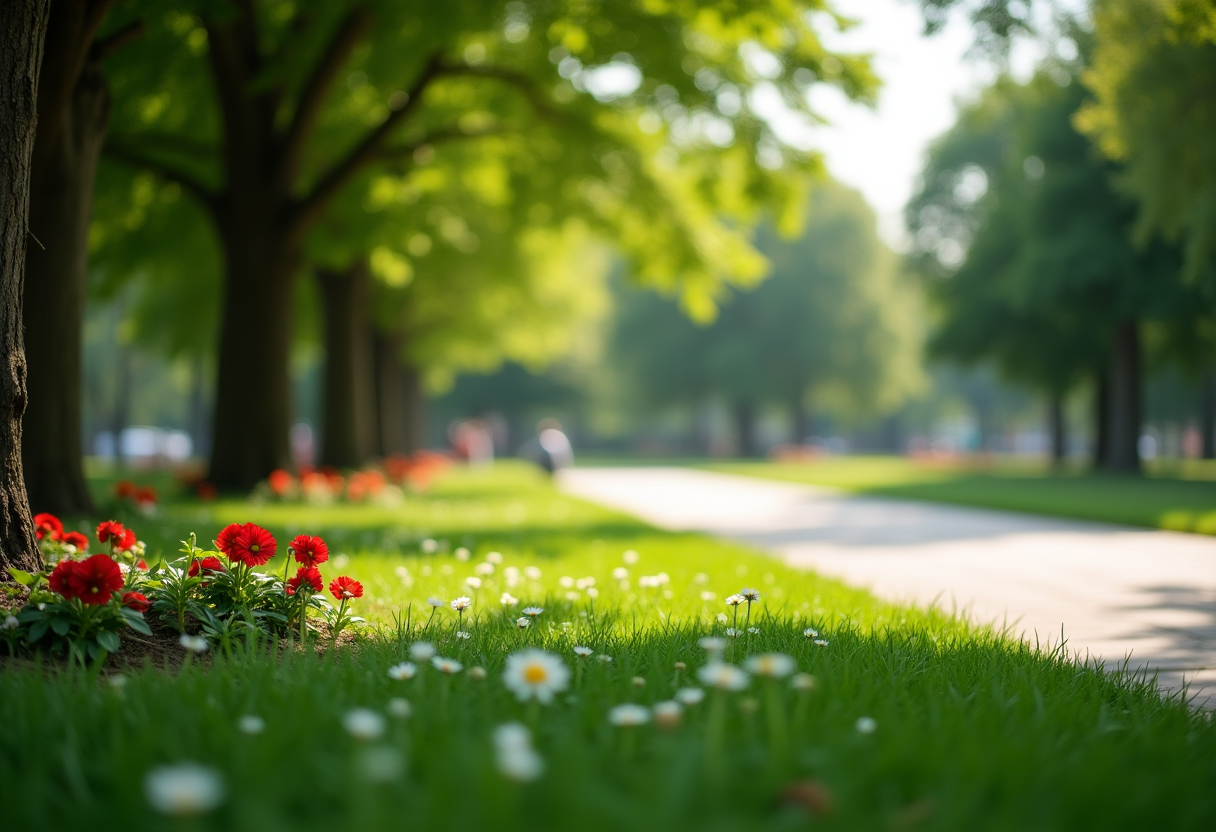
[0,0,51,573]
[1047,391,1066,467]
[1201,367,1215,460]
[316,260,374,467]
[733,401,758,458]
[23,7,113,514]
[371,330,405,457]
[400,364,426,453]
[1104,320,1142,474]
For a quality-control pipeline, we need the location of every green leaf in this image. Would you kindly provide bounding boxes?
[28,619,49,643]
[87,640,102,660]
[50,617,71,637]
[7,568,33,586]
[120,608,153,636]
[96,630,121,653]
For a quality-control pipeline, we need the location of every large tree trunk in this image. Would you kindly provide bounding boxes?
[371,330,405,457]
[1047,391,1066,467]
[316,260,373,468]
[0,0,51,573]
[1104,321,1142,474]
[733,401,758,458]
[1201,367,1215,460]
[21,1,116,516]
[207,220,298,489]
[400,364,426,453]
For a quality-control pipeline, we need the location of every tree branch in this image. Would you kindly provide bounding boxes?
[289,52,445,238]
[279,6,373,191]
[89,19,144,65]
[377,123,506,160]
[436,61,559,121]
[104,140,219,215]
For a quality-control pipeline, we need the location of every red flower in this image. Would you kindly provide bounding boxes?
[196,482,218,501]
[115,480,137,500]
[135,486,157,506]
[268,469,293,496]
[67,554,124,606]
[121,591,150,613]
[328,575,363,601]
[216,522,276,567]
[60,531,89,551]
[96,520,127,545]
[48,559,80,598]
[286,565,324,596]
[187,555,224,578]
[33,513,63,541]
[290,535,329,567]
[136,559,148,571]
[116,528,137,551]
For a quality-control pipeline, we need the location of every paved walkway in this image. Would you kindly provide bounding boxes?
[559,467,1216,706]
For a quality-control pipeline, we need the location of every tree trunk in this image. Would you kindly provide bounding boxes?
[189,353,208,460]
[0,0,50,573]
[401,364,426,453]
[1047,391,1066,467]
[206,220,298,489]
[1104,320,1142,474]
[733,401,758,458]
[1093,371,1110,469]
[316,260,373,468]
[111,338,130,469]
[790,389,809,445]
[372,330,404,457]
[23,41,108,515]
[1201,367,1215,460]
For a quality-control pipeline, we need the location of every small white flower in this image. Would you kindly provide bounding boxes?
[387,698,412,718]
[597,654,613,663]
[675,687,705,706]
[856,716,877,734]
[699,636,726,654]
[179,634,209,653]
[559,576,575,589]
[813,639,830,647]
[747,627,760,635]
[631,676,646,688]
[586,587,599,599]
[455,631,471,640]
[791,673,817,691]
[522,606,543,617]
[431,657,463,674]
[565,590,580,601]
[700,591,716,602]
[469,666,487,681]
[803,627,820,638]
[358,746,404,783]
[455,547,471,561]
[494,722,544,781]
[694,572,709,584]
[486,551,503,564]
[725,594,744,607]
[515,617,531,629]
[725,628,742,639]
[107,673,128,689]
[573,646,593,658]
[739,588,761,602]
[716,613,729,624]
[500,592,519,606]
[421,538,438,554]
[388,662,417,680]
[653,700,683,728]
[451,596,472,611]
[144,763,225,815]
[427,597,445,608]
[409,642,436,661]
[502,649,571,703]
[745,653,797,679]
[524,566,542,580]
[238,715,265,735]
[464,576,482,589]
[608,703,650,726]
[622,549,639,564]
[612,567,629,580]
[2,614,19,630]
[697,662,750,691]
[343,708,386,740]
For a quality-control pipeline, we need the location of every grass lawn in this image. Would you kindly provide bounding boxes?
[701,456,1216,533]
[2,462,1214,831]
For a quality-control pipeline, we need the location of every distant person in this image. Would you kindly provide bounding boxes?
[523,418,574,475]
[450,419,494,468]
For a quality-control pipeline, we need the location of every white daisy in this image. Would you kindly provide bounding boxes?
[611,567,629,580]
[469,666,487,681]
[500,592,519,606]
[464,576,482,589]
[700,591,716,601]
[739,588,761,602]
[856,716,877,734]
[431,657,463,674]
[744,653,797,678]
[565,590,580,601]
[515,617,531,629]
[455,630,471,640]
[342,708,386,740]
[486,551,504,564]
[725,628,742,638]
[597,654,613,663]
[631,676,646,688]
[653,700,683,729]
[675,687,705,706]
[573,646,593,658]
[502,649,571,704]
[813,639,830,647]
[699,636,726,654]
[586,587,599,598]
[791,673,817,691]
[237,715,264,735]
[716,613,729,624]
[493,722,544,782]
[622,550,639,564]
[608,703,650,726]
[455,547,471,561]
[179,634,209,653]
[697,662,750,691]
[725,594,744,607]
[409,642,435,661]
[747,627,760,635]
[803,627,820,638]
[388,662,417,680]
[450,596,472,611]
[386,698,412,718]
[427,597,445,608]
[421,539,438,553]
[524,566,542,580]
[2,614,19,630]
[522,606,544,617]
[144,763,225,815]
[559,576,575,589]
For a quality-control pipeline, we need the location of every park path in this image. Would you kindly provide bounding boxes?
[558,467,1216,706]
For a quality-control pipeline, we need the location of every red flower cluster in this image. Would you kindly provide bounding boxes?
[290,535,328,568]
[187,556,224,577]
[216,523,276,567]
[48,554,124,606]
[329,576,363,601]
[61,531,89,551]
[121,591,150,613]
[286,566,323,596]
[115,481,157,507]
[96,520,136,551]
[268,469,294,496]
[34,513,63,541]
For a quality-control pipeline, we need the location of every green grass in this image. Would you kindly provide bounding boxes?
[700,456,1216,533]
[2,462,1214,831]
